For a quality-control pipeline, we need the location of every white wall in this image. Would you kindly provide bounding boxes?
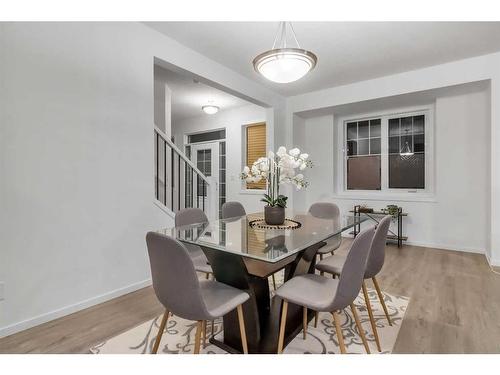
[173,104,268,213]
[0,22,284,337]
[154,66,172,136]
[297,85,491,254]
[286,52,500,265]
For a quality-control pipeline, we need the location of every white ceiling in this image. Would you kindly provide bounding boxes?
[155,66,252,122]
[146,22,500,97]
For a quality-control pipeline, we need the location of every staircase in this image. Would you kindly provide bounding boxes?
[154,126,217,220]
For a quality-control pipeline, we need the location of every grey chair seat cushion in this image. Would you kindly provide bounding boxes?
[199,280,250,319]
[315,254,346,275]
[317,235,342,254]
[275,274,339,312]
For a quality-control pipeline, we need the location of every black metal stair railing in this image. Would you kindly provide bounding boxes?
[154,127,213,217]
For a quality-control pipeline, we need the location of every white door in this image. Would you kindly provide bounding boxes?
[190,142,219,215]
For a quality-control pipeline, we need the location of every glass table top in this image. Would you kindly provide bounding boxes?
[157,211,367,264]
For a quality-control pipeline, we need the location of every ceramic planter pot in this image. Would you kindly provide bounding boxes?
[264,205,285,225]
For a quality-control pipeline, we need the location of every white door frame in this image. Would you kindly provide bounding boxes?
[190,141,219,220]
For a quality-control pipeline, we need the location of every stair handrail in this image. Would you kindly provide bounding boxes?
[154,126,211,186]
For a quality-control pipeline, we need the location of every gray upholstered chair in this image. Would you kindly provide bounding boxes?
[222,201,279,290]
[146,231,250,354]
[308,202,343,264]
[315,215,392,352]
[222,201,246,219]
[175,208,212,278]
[275,227,375,354]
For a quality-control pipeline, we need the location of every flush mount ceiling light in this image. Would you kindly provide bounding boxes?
[253,22,317,84]
[202,104,219,115]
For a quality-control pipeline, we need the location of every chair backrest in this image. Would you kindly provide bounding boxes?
[332,227,375,309]
[364,215,391,279]
[222,201,246,219]
[146,231,208,321]
[308,202,340,219]
[175,208,208,227]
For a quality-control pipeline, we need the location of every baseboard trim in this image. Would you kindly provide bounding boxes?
[404,240,485,255]
[341,233,485,255]
[0,278,152,339]
[485,253,500,267]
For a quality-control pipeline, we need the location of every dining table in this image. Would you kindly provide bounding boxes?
[157,210,367,354]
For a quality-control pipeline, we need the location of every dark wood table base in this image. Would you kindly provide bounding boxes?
[202,242,323,354]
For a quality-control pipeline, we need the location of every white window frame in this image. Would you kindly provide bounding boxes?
[334,105,435,202]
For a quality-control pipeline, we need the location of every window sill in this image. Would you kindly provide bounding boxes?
[332,192,437,203]
[240,189,266,195]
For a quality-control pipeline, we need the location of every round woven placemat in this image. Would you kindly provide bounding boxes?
[248,218,302,230]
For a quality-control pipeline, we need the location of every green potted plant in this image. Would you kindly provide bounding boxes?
[383,204,400,219]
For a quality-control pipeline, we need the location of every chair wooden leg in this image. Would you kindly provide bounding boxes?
[202,320,207,348]
[318,254,324,277]
[332,311,346,354]
[314,311,319,328]
[350,303,370,354]
[194,320,203,354]
[272,273,277,290]
[277,300,288,353]
[362,281,382,352]
[236,304,248,354]
[152,309,169,354]
[372,277,392,326]
[302,307,308,339]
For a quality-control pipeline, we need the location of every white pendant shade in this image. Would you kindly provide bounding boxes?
[202,105,219,115]
[400,141,414,157]
[400,130,414,158]
[253,22,317,84]
[253,48,317,84]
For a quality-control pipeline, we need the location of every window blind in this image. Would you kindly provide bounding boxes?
[246,122,266,190]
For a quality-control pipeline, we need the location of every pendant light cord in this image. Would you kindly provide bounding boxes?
[289,22,301,48]
[271,22,301,49]
[271,22,284,49]
[281,22,287,48]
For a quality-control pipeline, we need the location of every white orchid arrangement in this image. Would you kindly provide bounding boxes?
[241,147,312,208]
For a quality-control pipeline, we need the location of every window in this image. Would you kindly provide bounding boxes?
[245,122,267,190]
[388,115,425,189]
[188,129,226,143]
[343,109,429,194]
[346,118,381,190]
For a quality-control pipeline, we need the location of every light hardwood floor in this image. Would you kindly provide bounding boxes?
[1,243,500,353]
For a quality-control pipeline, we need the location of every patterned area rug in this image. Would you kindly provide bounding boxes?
[90,279,408,354]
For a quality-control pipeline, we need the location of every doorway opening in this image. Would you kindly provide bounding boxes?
[185,129,226,218]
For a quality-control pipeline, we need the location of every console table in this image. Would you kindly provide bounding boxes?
[350,205,407,247]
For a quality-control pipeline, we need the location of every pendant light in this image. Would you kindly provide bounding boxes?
[253,22,317,83]
[400,129,414,159]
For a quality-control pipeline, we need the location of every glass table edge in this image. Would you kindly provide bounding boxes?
[166,215,368,264]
